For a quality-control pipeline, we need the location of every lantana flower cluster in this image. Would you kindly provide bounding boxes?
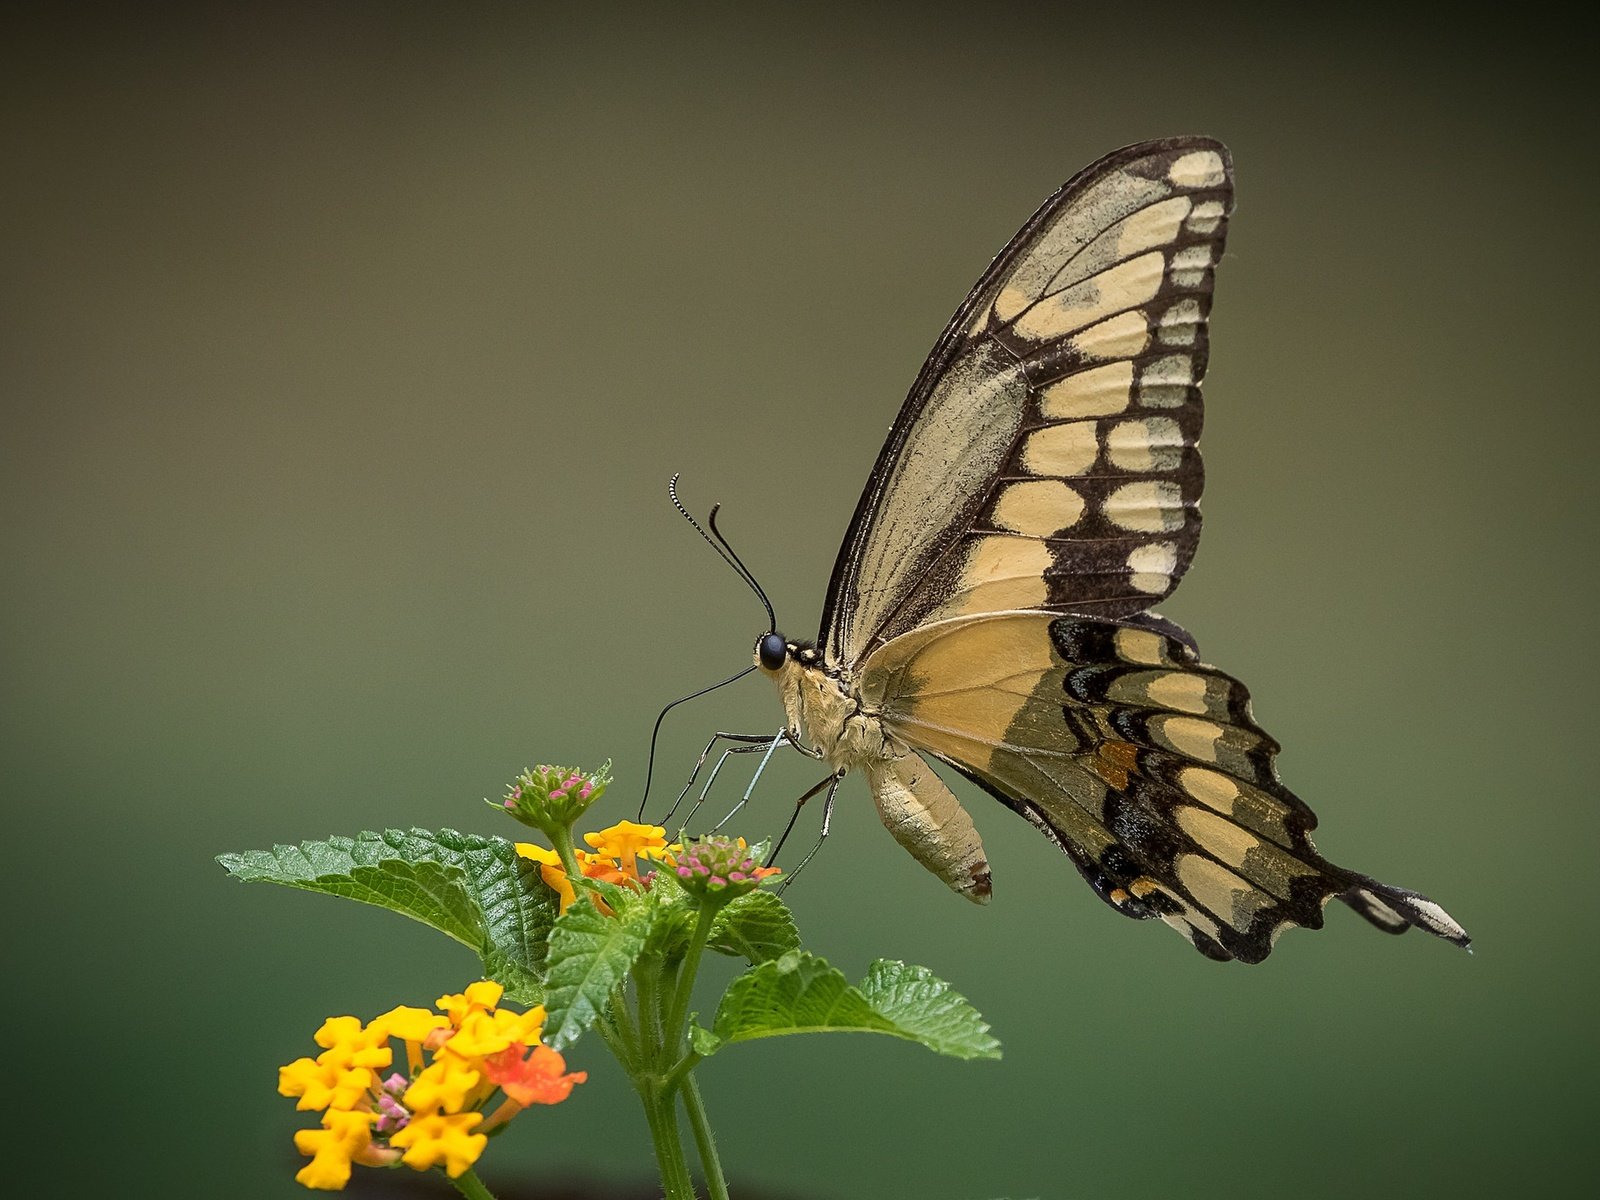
[498,762,612,839]
[516,819,680,912]
[278,981,586,1190]
[668,835,781,905]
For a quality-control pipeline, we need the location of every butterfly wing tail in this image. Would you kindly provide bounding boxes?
[1334,872,1472,950]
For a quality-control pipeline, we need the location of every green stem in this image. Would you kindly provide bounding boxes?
[447,1167,498,1200]
[637,957,665,1065]
[641,1081,698,1199]
[609,982,639,1064]
[663,906,716,1055]
[547,823,583,881]
[681,1074,730,1200]
[661,1049,702,1096]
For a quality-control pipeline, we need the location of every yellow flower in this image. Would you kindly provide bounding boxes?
[442,1004,545,1061]
[404,1055,482,1115]
[292,1109,376,1190]
[584,820,677,874]
[435,980,504,1028]
[278,1057,373,1113]
[375,1004,449,1043]
[388,1110,487,1178]
[312,1016,392,1068]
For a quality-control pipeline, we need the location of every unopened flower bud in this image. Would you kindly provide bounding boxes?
[667,836,780,906]
[491,762,611,839]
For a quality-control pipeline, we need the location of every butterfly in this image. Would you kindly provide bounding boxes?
[735,136,1470,963]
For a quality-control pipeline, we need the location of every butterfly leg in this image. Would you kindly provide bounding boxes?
[764,773,842,863]
[653,730,785,826]
[707,729,791,833]
[681,736,787,829]
[774,772,844,890]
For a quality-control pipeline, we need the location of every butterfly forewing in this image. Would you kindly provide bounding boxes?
[823,138,1233,666]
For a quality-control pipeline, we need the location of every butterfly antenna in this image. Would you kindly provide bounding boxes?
[708,504,776,634]
[669,473,776,633]
[637,664,757,819]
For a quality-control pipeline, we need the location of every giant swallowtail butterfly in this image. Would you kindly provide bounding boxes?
[742,136,1469,963]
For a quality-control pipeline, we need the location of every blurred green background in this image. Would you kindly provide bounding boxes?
[5,4,1593,1197]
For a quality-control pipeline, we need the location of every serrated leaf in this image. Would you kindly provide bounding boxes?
[709,951,894,1047]
[217,828,557,1004]
[857,960,1001,1060]
[541,897,650,1050]
[708,890,800,964]
[706,951,1000,1060]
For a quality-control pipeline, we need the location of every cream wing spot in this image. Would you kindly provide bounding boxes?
[1169,244,1213,288]
[1106,416,1184,472]
[1155,714,1227,762]
[1179,767,1241,814]
[1115,196,1192,256]
[892,614,1059,687]
[1142,668,1209,713]
[1070,309,1150,359]
[1185,200,1226,235]
[1112,626,1173,666]
[1125,541,1178,594]
[1175,806,1263,871]
[1168,150,1226,188]
[1158,298,1202,346]
[1012,252,1164,342]
[1040,362,1134,419]
[948,536,1053,616]
[1103,480,1184,532]
[992,480,1085,535]
[1138,355,1193,408]
[1021,422,1100,477]
[993,284,1032,323]
[1177,854,1270,930]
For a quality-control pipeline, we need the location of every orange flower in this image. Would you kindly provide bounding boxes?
[483,1042,589,1106]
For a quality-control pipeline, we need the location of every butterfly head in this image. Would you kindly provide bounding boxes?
[755,631,788,672]
[753,632,824,675]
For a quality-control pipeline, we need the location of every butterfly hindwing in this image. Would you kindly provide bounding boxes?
[822,138,1232,666]
[857,611,1470,962]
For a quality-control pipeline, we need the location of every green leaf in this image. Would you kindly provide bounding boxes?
[708,951,892,1045]
[217,829,557,1005]
[705,951,1000,1060]
[707,890,801,964]
[857,959,1001,1060]
[541,894,651,1050]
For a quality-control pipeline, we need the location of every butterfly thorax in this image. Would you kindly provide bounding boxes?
[757,640,902,771]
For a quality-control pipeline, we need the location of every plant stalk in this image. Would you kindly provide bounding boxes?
[447,1167,498,1200]
[548,824,583,882]
[681,1073,730,1200]
[641,1081,698,1199]
[663,906,716,1054]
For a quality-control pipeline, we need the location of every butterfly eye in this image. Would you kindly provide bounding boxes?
[756,632,788,672]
